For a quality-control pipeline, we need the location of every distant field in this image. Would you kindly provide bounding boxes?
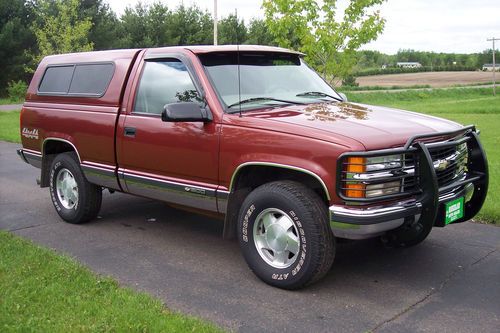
[357,71,495,88]
[347,87,499,224]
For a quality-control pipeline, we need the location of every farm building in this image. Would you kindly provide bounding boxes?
[396,62,422,69]
[482,64,498,71]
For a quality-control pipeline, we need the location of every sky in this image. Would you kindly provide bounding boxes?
[106,0,500,54]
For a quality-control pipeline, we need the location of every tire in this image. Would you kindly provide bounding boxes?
[49,152,102,224]
[237,181,335,289]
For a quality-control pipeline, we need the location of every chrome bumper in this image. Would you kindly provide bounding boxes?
[330,182,475,240]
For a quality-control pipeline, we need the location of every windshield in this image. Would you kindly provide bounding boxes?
[198,52,342,111]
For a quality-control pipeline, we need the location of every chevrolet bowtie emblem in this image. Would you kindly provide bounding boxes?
[434,159,450,171]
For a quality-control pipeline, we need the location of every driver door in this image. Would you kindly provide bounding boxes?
[117,57,220,211]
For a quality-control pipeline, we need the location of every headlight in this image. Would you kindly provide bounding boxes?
[365,155,402,172]
[343,155,404,199]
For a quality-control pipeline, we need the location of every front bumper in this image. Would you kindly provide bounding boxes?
[330,128,488,240]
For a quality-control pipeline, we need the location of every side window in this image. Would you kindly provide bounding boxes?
[133,59,203,114]
[38,63,114,96]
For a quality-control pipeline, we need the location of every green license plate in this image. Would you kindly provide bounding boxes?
[445,197,464,225]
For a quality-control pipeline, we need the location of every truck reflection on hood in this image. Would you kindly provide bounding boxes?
[304,102,370,122]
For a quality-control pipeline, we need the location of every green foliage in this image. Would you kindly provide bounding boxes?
[29,0,93,71]
[246,19,275,45]
[169,4,213,45]
[342,75,359,87]
[263,0,387,84]
[0,231,223,332]
[354,49,500,74]
[356,65,479,76]
[0,0,36,93]
[6,80,27,101]
[218,14,247,44]
[79,0,122,50]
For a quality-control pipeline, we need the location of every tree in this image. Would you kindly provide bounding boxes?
[169,4,213,45]
[218,14,247,44]
[30,0,93,70]
[263,0,386,84]
[80,0,122,50]
[246,19,275,46]
[0,0,36,92]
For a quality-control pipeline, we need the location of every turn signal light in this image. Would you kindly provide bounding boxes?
[345,157,366,198]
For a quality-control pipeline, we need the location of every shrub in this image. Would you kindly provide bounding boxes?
[354,66,478,77]
[7,80,27,101]
[342,75,359,87]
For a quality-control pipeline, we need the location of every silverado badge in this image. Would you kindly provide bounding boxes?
[22,128,39,140]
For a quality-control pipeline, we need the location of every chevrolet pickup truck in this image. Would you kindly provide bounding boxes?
[18,45,488,289]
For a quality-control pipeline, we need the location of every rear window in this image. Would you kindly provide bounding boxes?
[38,63,115,97]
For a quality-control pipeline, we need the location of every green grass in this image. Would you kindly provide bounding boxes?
[0,111,20,143]
[0,231,223,332]
[0,98,23,105]
[346,87,500,224]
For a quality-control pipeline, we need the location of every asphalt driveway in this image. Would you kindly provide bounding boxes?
[1,141,499,332]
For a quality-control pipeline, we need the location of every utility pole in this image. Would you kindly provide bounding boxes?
[213,0,218,45]
[487,37,499,96]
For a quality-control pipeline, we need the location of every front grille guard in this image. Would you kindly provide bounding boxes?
[336,125,489,225]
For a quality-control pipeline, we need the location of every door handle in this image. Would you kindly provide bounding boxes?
[124,127,136,137]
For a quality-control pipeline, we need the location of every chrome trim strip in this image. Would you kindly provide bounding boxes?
[81,164,120,190]
[229,162,331,201]
[216,190,230,213]
[17,149,29,164]
[42,137,81,162]
[123,172,219,212]
[20,150,42,168]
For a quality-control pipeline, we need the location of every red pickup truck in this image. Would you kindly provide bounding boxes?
[18,45,488,289]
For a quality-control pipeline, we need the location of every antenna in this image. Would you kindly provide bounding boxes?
[236,9,242,117]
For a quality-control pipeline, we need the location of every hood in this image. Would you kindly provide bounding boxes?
[245,102,463,150]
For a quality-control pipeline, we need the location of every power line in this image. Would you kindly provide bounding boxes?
[487,37,499,96]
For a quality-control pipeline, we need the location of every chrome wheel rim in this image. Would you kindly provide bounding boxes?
[253,208,300,269]
[56,168,78,209]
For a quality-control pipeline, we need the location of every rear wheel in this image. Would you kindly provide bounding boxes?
[49,152,102,224]
[237,181,335,289]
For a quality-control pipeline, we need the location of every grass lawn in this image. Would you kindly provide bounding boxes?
[0,231,222,332]
[0,111,20,143]
[345,87,499,224]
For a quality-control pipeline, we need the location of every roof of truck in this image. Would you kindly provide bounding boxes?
[41,45,302,65]
[184,45,303,55]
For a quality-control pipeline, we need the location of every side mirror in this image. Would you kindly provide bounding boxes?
[161,102,212,123]
[338,92,348,102]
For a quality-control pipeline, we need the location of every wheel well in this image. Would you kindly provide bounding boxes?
[40,140,78,187]
[222,165,330,239]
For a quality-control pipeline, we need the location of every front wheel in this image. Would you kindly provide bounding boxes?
[49,152,102,224]
[237,181,335,289]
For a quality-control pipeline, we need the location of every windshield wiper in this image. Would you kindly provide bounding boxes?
[227,97,305,112]
[296,91,343,102]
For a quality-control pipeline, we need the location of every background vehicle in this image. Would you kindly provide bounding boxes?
[18,45,488,289]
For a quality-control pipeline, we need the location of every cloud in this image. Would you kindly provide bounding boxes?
[105,0,500,54]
